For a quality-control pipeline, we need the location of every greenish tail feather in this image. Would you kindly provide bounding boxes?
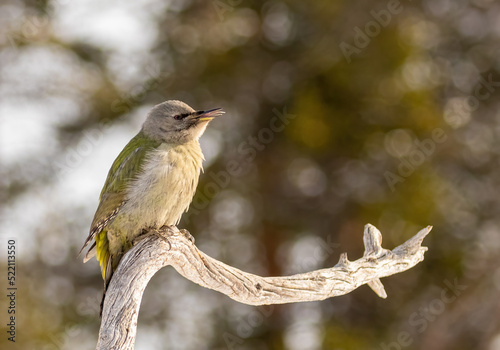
[95,231,112,318]
[95,230,110,281]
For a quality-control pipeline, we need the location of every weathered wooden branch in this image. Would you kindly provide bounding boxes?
[96,224,432,350]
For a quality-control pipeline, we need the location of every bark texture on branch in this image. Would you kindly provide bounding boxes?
[96,224,432,350]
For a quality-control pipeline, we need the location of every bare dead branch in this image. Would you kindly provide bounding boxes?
[96,224,432,350]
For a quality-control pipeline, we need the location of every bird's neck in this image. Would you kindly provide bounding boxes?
[168,139,205,168]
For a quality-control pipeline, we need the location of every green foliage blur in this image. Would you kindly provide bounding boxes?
[1,0,499,349]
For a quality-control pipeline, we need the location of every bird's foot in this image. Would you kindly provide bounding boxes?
[157,226,194,244]
[179,229,195,244]
[134,228,172,250]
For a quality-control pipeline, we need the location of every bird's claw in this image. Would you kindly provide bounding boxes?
[179,229,195,244]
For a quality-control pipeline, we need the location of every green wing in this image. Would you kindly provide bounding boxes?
[80,131,161,281]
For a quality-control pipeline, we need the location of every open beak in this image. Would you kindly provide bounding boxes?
[195,108,225,121]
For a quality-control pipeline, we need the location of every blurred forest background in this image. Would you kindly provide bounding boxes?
[1,0,500,349]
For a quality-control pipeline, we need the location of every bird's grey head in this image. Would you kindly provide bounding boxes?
[142,100,224,144]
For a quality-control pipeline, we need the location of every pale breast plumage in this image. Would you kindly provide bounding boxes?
[108,140,204,245]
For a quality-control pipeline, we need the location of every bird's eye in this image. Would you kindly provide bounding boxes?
[173,115,182,120]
